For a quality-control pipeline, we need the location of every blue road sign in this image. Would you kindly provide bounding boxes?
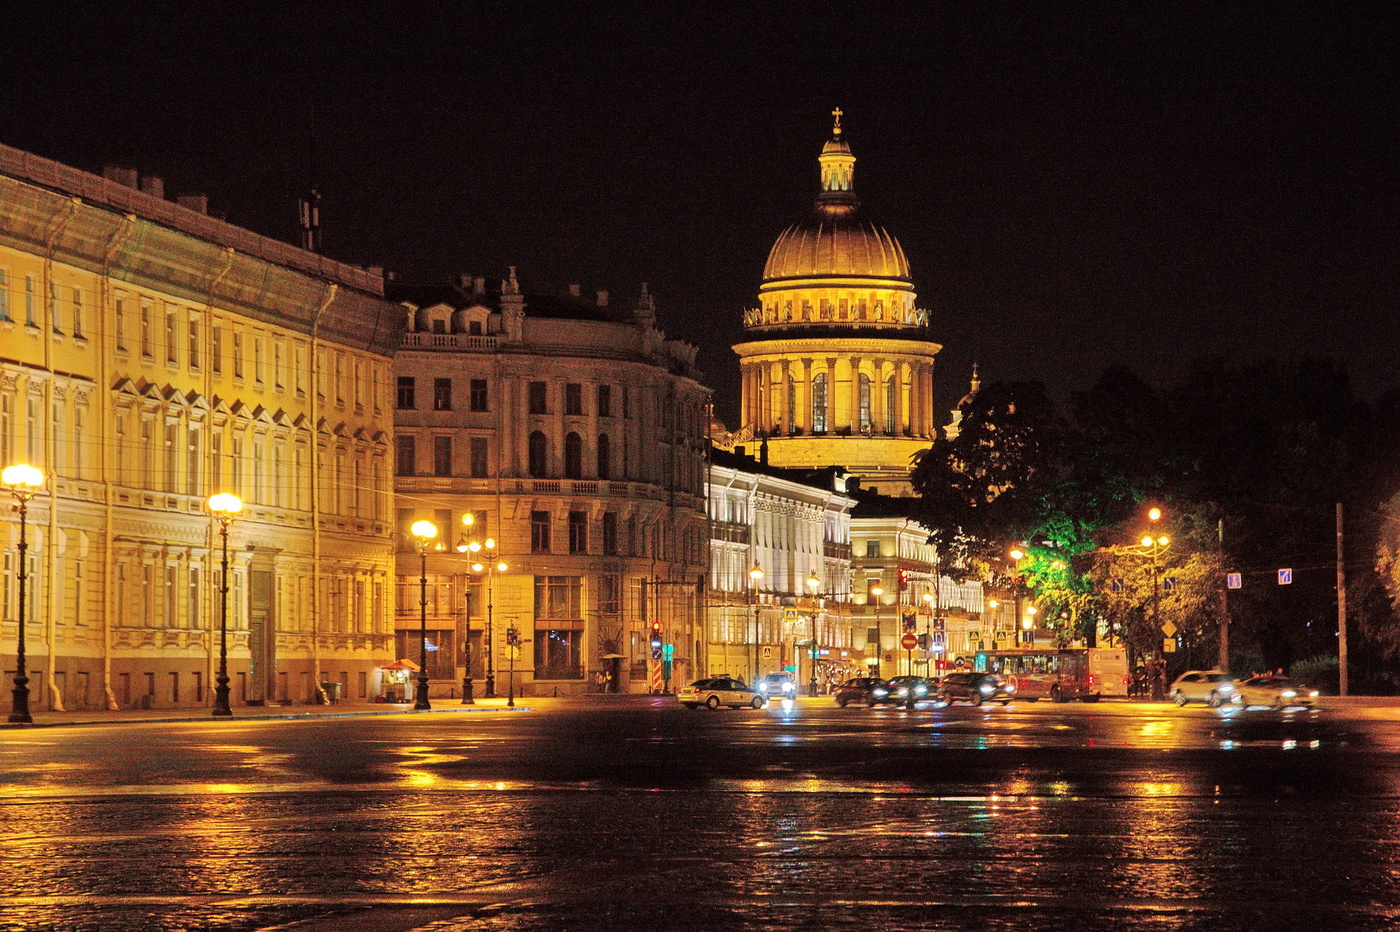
[1163,576,1177,591]
[1227,573,1242,589]
[1278,568,1293,585]
[651,648,661,661]
[1110,578,1124,593]
[932,617,946,631]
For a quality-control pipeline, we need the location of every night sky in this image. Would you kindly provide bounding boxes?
[5,4,1396,424]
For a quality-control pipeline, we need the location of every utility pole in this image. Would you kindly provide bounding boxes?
[1218,518,1229,672]
[1337,502,1348,697]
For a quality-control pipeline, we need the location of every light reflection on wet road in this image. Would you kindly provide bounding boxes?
[2,699,1399,931]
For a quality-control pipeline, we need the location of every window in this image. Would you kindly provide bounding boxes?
[858,373,872,431]
[0,268,9,321]
[469,379,488,412]
[597,434,611,480]
[528,381,548,414]
[253,333,264,384]
[211,324,222,373]
[188,316,200,370]
[534,576,581,620]
[433,436,452,476]
[232,329,243,377]
[865,540,880,559]
[396,376,416,409]
[602,512,618,555]
[568,510,588,554]
[49,281,61,332]
[787,372,796,430]
[396,436,416,476]
[533,576,583,679]
[469,437,488,477]
[597,384,611,417]
[564,432,583,479]
[166,305,179,365]
[812,372,828,432]
[433,378,452,411]
[565,383,583,415]
[141,304,153,357]
[71,287,84,338]
[531,510,552,553]
[528,431,549,478]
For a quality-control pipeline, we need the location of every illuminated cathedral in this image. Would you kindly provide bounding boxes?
[731,110,941,496]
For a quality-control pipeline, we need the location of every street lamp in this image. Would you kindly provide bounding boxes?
[749,562,763,686]
[207,492,242,717]
[458,520,509,701]
[1137,525,1171,700]
[410,520,437,710]
[806,572,821,696]
[870,584,885,680]
[453,513,489,705]
[4,464,43,724]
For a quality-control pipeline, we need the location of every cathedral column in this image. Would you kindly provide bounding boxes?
[796,358,812,433]
[848,356,862,432]
[906,362,919,439]
[872,358,886,435]
[895,359,909,436]
[919,363,933,438]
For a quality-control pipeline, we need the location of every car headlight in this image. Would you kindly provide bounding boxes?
[915,685,927,695]
[1309,690,1319,698]
[759,683,769,692]
[980,683,994,693]
[1218,684,1234,692]
[873,688,888,697]
[784,683,795,694]
[1281,690,1296,699]
[1004,682,1016,693]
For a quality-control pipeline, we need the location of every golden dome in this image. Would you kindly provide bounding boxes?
[762,114,911,283]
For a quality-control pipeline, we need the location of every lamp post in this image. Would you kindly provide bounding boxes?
[806,572,821,697]
[4,464,43,724]
[1140,530,1171,699]
[410,520,438,710]
[206,492,243,717]
[749,562,763,686]
[870,584,885,681]
[455,514,478,705]
[458,520,508,701]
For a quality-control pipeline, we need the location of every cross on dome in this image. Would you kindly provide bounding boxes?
[832,106,843,135]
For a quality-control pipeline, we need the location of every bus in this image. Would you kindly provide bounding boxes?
[971,648,1130,702]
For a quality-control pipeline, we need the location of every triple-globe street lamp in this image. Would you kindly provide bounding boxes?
[748,562,763,686]
[456,513,507,702]
[4,464,44,724]
[410,520,438,710]
[805,572,822,697]
[207,492,243,717]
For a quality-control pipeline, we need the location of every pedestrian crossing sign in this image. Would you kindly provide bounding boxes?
[1227,573,1242,589]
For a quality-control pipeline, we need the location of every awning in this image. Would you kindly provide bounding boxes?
[600,653,626,659]
[381,658,421,672]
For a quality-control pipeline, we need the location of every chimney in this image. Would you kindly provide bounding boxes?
[102,165,139,189]
[139,175,165,199]
[368,266,385,278]
[597,290,609,307]
[568,283,581,297]
[457,274,473,290]
[474,276,485,295]
[177,194,209,215]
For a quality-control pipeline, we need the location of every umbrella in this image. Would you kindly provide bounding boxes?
[381,658,421,671]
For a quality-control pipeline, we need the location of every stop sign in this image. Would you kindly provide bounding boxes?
[900,633,918,650]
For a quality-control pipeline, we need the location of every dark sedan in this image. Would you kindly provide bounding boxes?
[938,671,1014,706]
[833,677,897,708]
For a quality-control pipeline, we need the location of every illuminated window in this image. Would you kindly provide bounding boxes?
[812,372,828,433]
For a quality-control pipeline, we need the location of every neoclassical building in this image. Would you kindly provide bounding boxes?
[390,274,710,697]
[732,113,941,496]
[705,447,856,690]
[0,144,402,711]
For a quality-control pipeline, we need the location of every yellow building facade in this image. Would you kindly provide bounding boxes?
[0,144,401,711]
[732,115,941,496]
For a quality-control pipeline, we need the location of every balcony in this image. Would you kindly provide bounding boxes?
[401,332,499,351]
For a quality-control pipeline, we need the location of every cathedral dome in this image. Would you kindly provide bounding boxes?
[762,112,911,283]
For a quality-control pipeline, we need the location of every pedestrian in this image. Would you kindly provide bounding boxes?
[593,670,604,692]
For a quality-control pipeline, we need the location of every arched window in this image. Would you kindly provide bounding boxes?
[528,430,549,478]
[564,432,583,479]
[812,372,828,433]
[858,373,872,432]
[597,433,611,480]
[885,376,897,434]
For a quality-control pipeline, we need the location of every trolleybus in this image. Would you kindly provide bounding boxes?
[972,647,1130,702]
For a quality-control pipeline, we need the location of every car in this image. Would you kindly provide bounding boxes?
[757,672,798,698]
[1233,675,1320,710]
[886,675,934,706]
[832,677,896,708]
[1168,670,1238,707]
[677,676,767,710]
[938,671,1014,706]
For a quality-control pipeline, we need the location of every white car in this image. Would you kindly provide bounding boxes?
[1233,675,1320,710]
[678,677,767,710]
[1169,670,1238,707]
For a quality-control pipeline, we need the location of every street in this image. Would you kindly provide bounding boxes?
[2,697,1399,931]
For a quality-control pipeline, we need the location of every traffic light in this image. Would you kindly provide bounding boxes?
[898,568,909,591]
[649,621,663,649]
